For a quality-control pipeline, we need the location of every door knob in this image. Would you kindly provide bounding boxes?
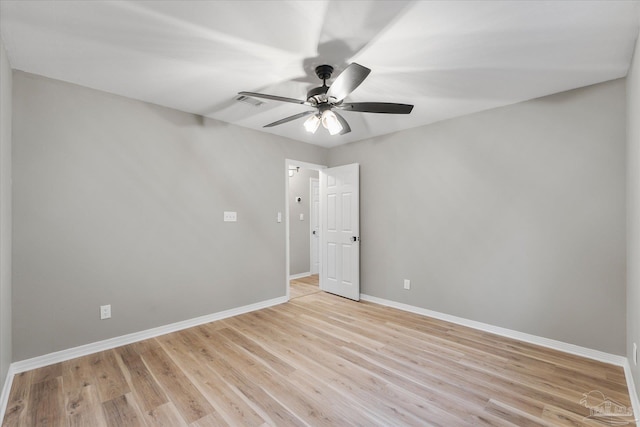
[351,236,359,242]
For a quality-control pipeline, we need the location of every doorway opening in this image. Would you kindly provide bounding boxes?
[285,159,326,300]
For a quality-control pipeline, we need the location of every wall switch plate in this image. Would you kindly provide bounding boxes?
[277,212,282,223]
[634,343,638,366]
[223,211,237,222]
[403,279,411,290]
[100,304,111,320]
[299,213,304,221]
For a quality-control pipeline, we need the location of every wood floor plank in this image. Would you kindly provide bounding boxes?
[101,393,146,427]
[2,277,637,427]
[62,356,107,427]
[31,363,63,386]
[188,413,229,427]
[215,327,296,377]
[26,377,66,427]
[2,371,32,426]
[115,344,169,413]
[484,399,555,427]
[139,345,215,424]
[289,276,321,299]
[541,404,595,427]
[62,356,96,392]
[90,350,131,403]
[66,385,107,427]
[472,412,522,427]
[142,402,189,427]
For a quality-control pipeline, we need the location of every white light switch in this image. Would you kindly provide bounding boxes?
[100,304,111,320]
[403,279,411,290]
[224,211,237,222]
[299,213,304,221]
[277,212,282,223]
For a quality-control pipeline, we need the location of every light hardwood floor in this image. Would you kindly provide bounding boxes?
[290,275,321,300]
[2,278,637,426]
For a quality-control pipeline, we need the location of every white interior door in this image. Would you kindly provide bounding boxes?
[310,178,320,275]
[320,163,360,301]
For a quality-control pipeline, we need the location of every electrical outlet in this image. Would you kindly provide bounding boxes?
[223,211,237,222]
[100,304,111,320]
[634,343,638,366]
[403,279,411,290]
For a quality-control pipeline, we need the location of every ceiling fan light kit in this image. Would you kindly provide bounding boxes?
[321,110,343,135]
[303,114,321,133]
[238,63,414,136]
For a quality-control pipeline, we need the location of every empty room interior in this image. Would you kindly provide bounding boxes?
[2,1,640,425]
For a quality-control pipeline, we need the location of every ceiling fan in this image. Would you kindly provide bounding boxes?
[238,63,414,136]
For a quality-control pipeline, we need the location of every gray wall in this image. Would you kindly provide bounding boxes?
[330,79,627,355]
[0,39,12,386]
[12,72,327,360]
[627,34,640,400]
[289,168,318,276]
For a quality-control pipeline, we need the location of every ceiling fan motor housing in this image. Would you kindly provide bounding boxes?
[306,85,328,104]
[307,65,334,104]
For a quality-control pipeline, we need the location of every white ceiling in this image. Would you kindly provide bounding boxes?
[1,1,639,148]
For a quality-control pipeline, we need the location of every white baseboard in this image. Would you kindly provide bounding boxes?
[0,295,287,423]
[623,359,640,423]
[289,272,311,280]
[0,366,15,425]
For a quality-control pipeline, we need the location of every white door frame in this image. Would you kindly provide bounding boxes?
[309,177,320,275]
[285,159,326,300]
